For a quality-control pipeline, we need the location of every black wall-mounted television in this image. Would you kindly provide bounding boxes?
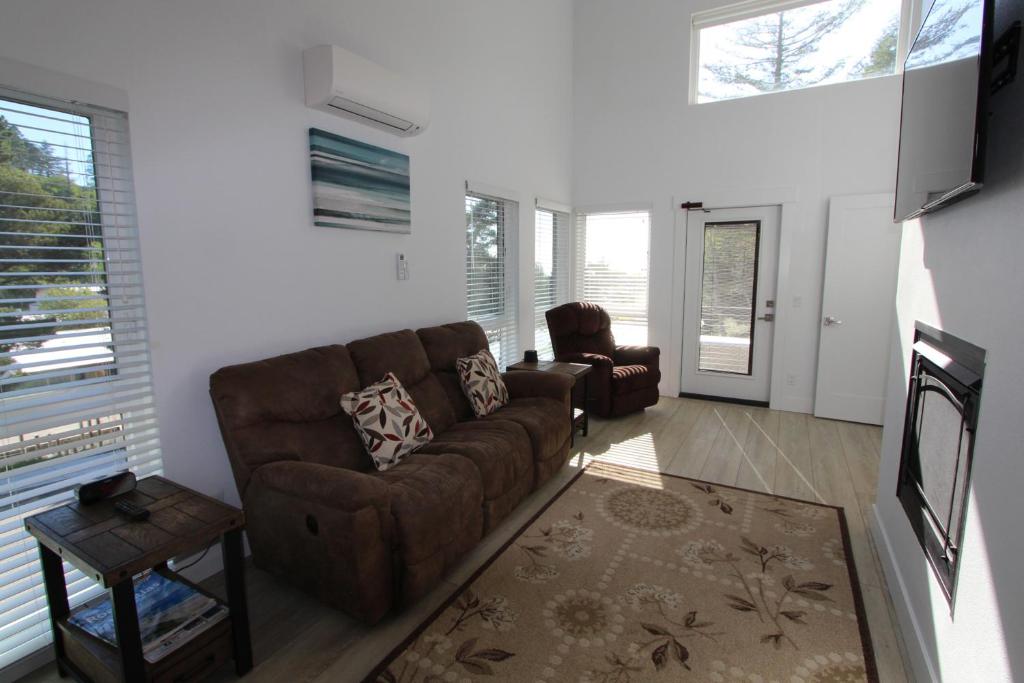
[894,0,994,222]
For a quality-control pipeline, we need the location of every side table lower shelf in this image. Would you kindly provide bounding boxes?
[58,617,231,683]
[57,567,235,683]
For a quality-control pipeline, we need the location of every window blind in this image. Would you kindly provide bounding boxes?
[574,210,651,347]
[533,206,571,360]
[465,190,518,369]
[692,0,835,28]
[0,87,162,670]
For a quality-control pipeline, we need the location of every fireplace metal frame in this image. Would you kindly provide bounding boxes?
[897,322,985,610]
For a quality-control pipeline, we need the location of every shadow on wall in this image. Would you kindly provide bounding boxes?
[881,0,1024,678]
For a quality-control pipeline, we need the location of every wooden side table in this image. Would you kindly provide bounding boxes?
[507,361,592,445]
[24,476,252,683]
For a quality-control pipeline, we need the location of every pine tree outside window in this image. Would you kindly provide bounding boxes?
[692,0,907,103]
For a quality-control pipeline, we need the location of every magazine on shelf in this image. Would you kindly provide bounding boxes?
[68,571,220,659]
[143,603,229,663]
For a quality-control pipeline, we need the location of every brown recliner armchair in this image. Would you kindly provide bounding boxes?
[546,302,661,417]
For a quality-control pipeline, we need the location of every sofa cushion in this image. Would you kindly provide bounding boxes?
[456,349,510,417]
[484,397,571,468]
[348,329,456,434]
[417,321,490,421]
[341,372,433,470]
[611,364,657,395]
[210,344,372,495]
[372,453,483,603]
[418,419,532,527]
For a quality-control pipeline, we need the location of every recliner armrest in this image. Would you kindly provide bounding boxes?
[248,461,390,514]
[614,345,660,369]
[502,370,574,409]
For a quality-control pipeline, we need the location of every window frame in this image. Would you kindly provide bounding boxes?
[0,85,162,674]
[689,0,918,104]
[464,182,519,369]
[533,199,572,361]
[572,204,653,347]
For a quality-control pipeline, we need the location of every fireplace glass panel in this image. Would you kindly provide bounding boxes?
[898,322,984,609]
[915,381,971,536]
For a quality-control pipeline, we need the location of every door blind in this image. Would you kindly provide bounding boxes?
[465,190,518,368]
[574,210,651,346]
[0,87,162,670]
[534,207,571,360]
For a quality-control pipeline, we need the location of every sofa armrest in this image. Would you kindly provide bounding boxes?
[243,461,395,623]
[249,461,390,514]
[614,345,660,369]
[502,370,574,409]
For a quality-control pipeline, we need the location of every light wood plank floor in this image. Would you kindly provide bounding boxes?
[19,397,911,683]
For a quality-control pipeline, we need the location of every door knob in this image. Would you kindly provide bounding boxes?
[823,316,843,326]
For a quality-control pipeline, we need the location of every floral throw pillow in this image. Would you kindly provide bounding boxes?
[456,349,510,418]
[340,372,433,471]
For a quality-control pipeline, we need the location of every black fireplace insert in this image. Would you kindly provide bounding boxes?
[897,322,985,608]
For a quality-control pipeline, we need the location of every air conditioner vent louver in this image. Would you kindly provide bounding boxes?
[327,97,414,133]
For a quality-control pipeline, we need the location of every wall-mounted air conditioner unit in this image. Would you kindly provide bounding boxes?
[302,44,429,137]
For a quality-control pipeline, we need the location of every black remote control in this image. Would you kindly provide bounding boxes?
[114,499,151,522]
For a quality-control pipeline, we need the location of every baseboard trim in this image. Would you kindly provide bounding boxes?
[677,392,769,407]
[870,504,940,682]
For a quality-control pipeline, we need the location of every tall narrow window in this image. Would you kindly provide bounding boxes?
[0,90,161,668]
[465,190,518,368]
[574,210,651,346]
[533,204,570,360]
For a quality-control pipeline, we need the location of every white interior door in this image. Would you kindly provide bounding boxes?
[680,206,780,403]
[814,194,900,424]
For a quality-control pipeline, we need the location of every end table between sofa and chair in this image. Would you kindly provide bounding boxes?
[24,476,253,683]
[506,360,592,445]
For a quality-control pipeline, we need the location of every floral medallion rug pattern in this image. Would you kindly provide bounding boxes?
[369,463,877,683]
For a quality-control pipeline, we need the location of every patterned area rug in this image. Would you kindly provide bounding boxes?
[368,463,877,683]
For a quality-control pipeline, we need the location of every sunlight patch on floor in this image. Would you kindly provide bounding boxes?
[580,432,664,485]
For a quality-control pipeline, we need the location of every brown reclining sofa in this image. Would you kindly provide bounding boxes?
[209,321,572,623]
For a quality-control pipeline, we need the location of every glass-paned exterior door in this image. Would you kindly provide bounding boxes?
[681,206,779,403]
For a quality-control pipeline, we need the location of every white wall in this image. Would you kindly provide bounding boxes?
[872,0,1024,678]
[0,0,572,512]
[572,0,902,411]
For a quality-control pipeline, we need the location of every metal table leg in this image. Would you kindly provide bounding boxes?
[222,528,253,675]
[39,544,69,678]
[582,374,590,436]
[110,580,146,681]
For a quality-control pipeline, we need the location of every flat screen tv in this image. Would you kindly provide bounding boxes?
[894,0,994,221]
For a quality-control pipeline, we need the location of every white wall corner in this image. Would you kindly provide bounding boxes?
[870,503,940,683]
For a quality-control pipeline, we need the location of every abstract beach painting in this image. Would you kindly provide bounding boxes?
[309,128,410,233]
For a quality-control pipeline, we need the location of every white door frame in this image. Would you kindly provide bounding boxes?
[667,188,799,411]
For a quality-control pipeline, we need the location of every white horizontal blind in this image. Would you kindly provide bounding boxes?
[533,207,571,360]
[692,0,833,28]
[574,210,651,347]
[0,87,162,670]
[465,190,518,368]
